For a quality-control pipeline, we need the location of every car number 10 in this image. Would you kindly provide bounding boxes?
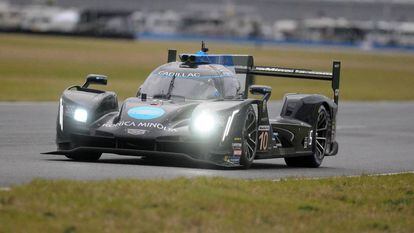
[258,131,268,151]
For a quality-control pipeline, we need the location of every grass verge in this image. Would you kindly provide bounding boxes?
[1,34,414,101]
[0,174,413,233]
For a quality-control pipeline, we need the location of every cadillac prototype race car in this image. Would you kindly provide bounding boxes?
[45,43,341,168]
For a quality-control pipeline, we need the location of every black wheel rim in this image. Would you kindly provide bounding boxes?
[315,109,328,160]
[244,111,257,161]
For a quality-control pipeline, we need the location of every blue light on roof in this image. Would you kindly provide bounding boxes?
[195,50,208,56]
[180,54,235,66]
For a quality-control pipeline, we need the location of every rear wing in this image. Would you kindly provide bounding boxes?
[239,62,341,104]
[167,49,341,104]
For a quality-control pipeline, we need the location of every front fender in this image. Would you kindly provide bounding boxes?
[190,99,256,145]
[56,87,118,146]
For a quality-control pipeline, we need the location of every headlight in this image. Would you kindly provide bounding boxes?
[74,108,88,123]
[59,98,63,131]
[191,111,218,135]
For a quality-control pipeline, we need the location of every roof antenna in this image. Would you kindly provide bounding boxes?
[201,41,208,53]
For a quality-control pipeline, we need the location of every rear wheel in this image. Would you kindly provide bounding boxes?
[240,106,258,169]
[285,105,331,168]
[65,152,102,162]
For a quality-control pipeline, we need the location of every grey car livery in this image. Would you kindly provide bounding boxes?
[45,44,341,169]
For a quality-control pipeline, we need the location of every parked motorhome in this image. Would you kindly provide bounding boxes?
[299,18,366,43]
[272,20,298,40]
[0,2,22,31]
[396,22,414,47]
[76,9,134,38]
[143,10,181,34]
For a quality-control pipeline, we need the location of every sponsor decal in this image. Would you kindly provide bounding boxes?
[258,125,270,131]
[158,70,233,79]
[103,121,137,127]
[233,150,242,156]
[232,142,242,157]
[127,106,165,120]
[255,66,332,76]
[232,143,242,148]
[256,66,294,73]
[295,69,332,76]
[158,71,201,78]
[224,155,240,164]
[229,156,240,164]
[102,120,177,132]
[127,128,147,135]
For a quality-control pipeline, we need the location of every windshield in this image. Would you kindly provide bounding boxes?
[139,63,241,100]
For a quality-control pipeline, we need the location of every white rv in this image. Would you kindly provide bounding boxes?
[396,22,414,47]
[0,2,22,31]
[20,5,79,33]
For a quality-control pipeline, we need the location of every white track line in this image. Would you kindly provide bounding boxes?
[271,171,414,182]
[0,172,413,187]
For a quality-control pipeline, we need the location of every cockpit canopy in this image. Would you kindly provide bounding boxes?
[139,62,241,100]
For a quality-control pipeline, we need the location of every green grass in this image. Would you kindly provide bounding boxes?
[1,33,414,101]
[0,174,413,233]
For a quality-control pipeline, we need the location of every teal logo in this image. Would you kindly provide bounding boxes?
[127,106,165,120]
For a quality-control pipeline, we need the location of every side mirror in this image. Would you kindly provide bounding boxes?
[249,85,272,101]
[82,74,107,88]
[249,85,272,95]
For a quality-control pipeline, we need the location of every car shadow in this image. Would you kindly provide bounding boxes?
[45,154,292,171]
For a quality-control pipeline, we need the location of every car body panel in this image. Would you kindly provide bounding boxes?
[46,48,341,167]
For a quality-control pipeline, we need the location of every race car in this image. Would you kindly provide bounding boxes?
[44,43,341,168]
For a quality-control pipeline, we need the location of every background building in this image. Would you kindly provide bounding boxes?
[11,0,414,22]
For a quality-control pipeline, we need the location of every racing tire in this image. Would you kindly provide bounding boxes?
[65,152,102,162]
[284,105,331,168]
[240,105,258,169]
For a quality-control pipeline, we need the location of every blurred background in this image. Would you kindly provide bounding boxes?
[1,0,414,102]
[2,0,414,50]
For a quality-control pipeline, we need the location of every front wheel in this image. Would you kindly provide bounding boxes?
[65,152,102,162]
[239,106,258,169]
[285,105,331,168]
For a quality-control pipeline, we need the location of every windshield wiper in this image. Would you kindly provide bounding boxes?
[166,74,176,100]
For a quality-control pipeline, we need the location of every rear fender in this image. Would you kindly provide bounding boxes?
[280,93,338,155]
[280,94,337,126]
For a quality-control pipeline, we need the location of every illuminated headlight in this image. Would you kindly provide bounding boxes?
[191,112,218,135]
[59,98,63,131]
[74,108,88,123]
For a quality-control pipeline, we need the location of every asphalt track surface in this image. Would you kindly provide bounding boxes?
[1,101,414,186]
